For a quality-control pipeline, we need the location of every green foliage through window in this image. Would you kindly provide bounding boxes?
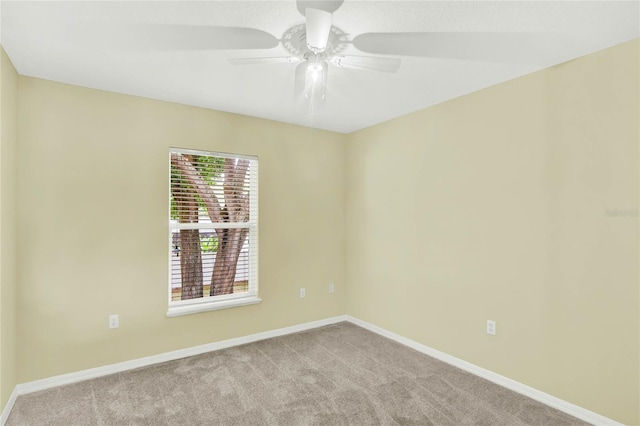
[200,234,218,253]
[170,155,225,221]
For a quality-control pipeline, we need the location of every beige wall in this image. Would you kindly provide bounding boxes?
[16,77,346,383]
[345,39,639,425]
[0,47,19,410]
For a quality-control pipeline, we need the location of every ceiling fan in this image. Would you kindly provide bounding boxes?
[79,0,566,104]
[228,3,403,104]
[220,0,563,104]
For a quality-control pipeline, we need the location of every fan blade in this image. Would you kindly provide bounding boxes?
[229,57,302,65]
[71,23,279,51]
[330,55,401,73]
[352,32,569,64]
[305,8,333,52]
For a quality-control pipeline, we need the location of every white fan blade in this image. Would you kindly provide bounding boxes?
[305,8,333,52]
[69,23,279,51]
[331,55,401,73]
[353,32,572,64]
[229,57,302,65]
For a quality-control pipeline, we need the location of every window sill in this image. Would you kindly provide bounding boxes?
[166,295,262,317]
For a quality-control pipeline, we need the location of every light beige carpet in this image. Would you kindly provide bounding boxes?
[8,322,589,425]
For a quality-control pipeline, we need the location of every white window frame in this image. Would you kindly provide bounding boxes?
[167,148,260,317]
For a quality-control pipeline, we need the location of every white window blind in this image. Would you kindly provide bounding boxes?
[168,148,259,316]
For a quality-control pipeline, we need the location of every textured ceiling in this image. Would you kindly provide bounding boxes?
[1,1,638,133]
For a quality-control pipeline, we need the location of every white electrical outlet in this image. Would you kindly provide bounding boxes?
[329,283,335,293]
[299,288,306,298]
[487,320,496,336]
[109,314,119,329]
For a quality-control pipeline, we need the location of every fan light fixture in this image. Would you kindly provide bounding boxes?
[305,60,326,101]
[307,62,323,82]
[295,59,327,102]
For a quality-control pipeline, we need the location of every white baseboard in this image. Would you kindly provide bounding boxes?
[345,315,622,426]
[3,314,622,426]
[0,387,18,426]
[12,315,348,397]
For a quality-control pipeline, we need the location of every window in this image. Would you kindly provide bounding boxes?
[168,148,259,316]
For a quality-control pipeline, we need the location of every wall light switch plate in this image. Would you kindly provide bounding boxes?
[487,320,496,336]
[329,283,335,293]
[109,314,119,329]
[299,288,306,298]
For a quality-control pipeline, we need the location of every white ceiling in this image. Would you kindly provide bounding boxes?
[1,1,638,133]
